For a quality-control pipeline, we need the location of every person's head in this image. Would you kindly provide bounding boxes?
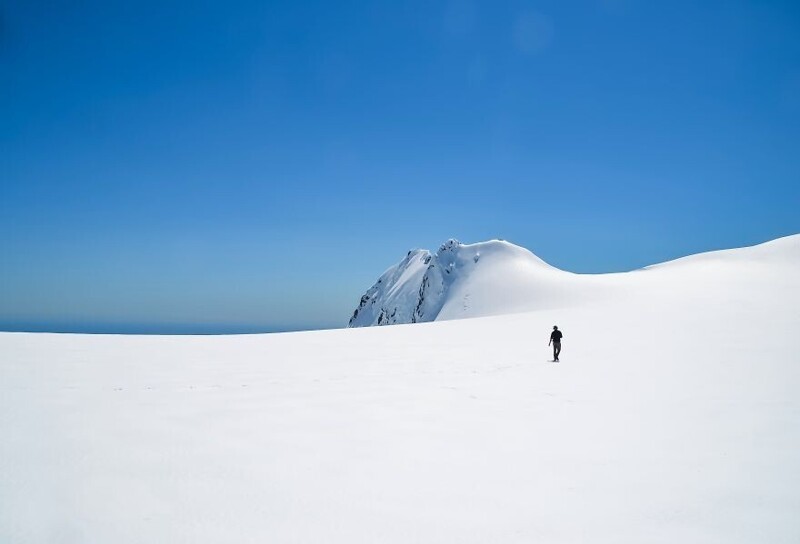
[553,325,558,330]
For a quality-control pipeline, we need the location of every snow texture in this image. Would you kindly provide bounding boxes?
[2,234,800,543]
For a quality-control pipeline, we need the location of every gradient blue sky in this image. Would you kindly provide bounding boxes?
[2,0,799,333]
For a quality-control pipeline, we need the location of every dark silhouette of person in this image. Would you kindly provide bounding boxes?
[549,326,563,361]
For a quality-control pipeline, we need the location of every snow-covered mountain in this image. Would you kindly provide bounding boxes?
[349,235,800,326]
[348,238,557,327]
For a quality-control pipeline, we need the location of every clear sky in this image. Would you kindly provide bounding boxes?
[2,0,799,333]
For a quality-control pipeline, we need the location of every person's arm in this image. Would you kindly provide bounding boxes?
[548,332,552,345]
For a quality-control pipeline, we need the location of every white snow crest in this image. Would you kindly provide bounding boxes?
[349,234,800,326]
[348,238,553,327]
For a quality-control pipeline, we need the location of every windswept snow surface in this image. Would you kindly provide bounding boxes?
[2,235,800,543]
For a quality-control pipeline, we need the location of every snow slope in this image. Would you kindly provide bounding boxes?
[2,235,800,543]
[350,235,800,325]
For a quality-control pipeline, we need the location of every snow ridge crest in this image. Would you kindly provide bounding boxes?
[348,238,517,327]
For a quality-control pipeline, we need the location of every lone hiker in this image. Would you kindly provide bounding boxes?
[549,325,563,362]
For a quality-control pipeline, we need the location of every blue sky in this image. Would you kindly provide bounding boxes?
[2,0,799,333]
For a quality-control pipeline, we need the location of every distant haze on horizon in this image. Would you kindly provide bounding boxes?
[2,1,799,333]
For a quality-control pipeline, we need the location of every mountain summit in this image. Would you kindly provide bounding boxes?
[348,238,557,327]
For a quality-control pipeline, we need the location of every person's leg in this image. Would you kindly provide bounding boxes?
[553,343,557,361]
[555,342,561,360]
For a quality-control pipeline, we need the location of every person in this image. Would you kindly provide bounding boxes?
[549,325,563,362]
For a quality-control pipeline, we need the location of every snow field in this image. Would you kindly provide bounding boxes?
[2,234,799,542]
